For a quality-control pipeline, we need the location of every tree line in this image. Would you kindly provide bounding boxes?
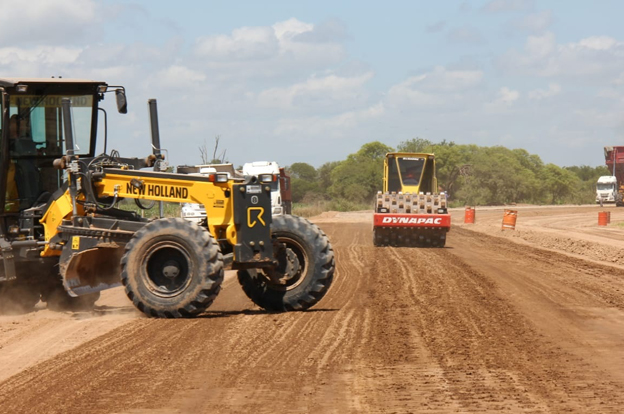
[286,139,609,209]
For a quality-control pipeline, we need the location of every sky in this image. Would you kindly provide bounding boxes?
[2,0,623,169]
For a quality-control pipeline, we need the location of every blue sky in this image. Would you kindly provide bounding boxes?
[2,0,623,169]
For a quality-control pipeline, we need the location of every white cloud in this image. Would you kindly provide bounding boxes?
[385,66,484,111]
[483,86,520,114]
[528,83,561,100]
[0,46,82,65]
[194,27,279,61]
[498,32,624,78]
[257,72,374,110]
[401,66,483,92]
[152,65,206,89]
[0,46,85,78]
[0,0,97,46]
[597,88,621,100]
[193,18,345,80]
[273,103,385,138]
[572,108,624,129]
[293,19,349,43]
[426,21,446,33]
[578,36,619,51]
[498,87,520,105]
[194,18,341,62]
[482,0,534,13]
[513,10,553,33]
[273,18,314,40]
[613,72,624,85]
[447,26,485,44]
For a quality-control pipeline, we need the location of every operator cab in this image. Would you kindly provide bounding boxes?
[0,78,129,246]
[0,78,113,214]
[385,153,436,194]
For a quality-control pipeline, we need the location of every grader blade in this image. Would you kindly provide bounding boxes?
[59,246,124,296]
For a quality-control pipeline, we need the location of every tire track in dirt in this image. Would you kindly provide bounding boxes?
[0,221,369,414]
[0,319,209,413]
[450,227,624,382]
[352,243,464,413]
[428,227,624,412]
[0,221,623,413]
[0,288,140,383]
[456,226,624,311]
[175,224,374,413]
[333,222,624,413]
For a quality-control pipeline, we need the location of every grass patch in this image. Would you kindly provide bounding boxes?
[293,198,371,217]
[117,199,181,219]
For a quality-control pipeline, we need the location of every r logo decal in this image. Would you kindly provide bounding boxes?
[247,207,266,227]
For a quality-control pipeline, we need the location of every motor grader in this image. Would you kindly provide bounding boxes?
[373,152,450,247]
[0,77,334,317]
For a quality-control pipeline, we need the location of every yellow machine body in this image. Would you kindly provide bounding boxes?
[93,169,241,246]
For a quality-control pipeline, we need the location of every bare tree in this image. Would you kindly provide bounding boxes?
[199,139,210,164]
[199,135,227,164]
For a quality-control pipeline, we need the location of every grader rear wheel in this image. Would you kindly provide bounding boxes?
[238,215,335,312]
[121,218,224,318]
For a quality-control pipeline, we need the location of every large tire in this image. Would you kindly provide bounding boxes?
[373,228,380,247]
[238,215,335,311]
[435,233,447,248]
[121,218,224,318]
[0,281,40,314]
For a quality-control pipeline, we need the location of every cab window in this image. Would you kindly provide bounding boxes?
[9,94,93,157]
[398,157,425,186]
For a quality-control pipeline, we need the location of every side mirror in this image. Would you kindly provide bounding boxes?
[115,89,127,114]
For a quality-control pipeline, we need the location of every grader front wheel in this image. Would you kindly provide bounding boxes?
[121,218,224,318]
[238,215,335,312]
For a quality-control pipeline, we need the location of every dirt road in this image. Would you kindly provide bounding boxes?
[1,206,623,413]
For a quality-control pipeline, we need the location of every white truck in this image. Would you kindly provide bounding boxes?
[596,175,618,204]
[242,161,289,216]
[179,161,291,223]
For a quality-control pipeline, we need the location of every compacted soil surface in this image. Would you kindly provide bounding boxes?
[1,205,623,413]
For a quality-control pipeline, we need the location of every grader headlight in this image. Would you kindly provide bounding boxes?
[208,173,229,183]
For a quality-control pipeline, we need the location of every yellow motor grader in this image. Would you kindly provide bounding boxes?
[0,78,334,317]
[373,152,450,247]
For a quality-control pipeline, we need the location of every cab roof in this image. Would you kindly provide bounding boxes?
[0,78,107,88]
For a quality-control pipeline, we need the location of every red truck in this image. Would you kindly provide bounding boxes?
[602,146,624,206]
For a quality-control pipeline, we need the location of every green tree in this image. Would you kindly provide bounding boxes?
[290,178,319,203]
[288,162,318,181]
[455,146,541,205]
[285,162,319,203]
[428,142,477,199]
[397,137,434,152]
[540,163,580,204]
[565,165,609,181]
[565,165,609,204]
[317,161,341,196]
[329,141,394,203]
